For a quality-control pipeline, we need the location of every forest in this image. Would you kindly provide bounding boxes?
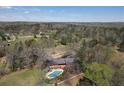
[0,22,124,86]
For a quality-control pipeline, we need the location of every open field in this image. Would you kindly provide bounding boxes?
[0,68,42,86]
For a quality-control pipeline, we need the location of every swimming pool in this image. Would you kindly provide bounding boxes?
[48,71,62,77]
[46,69,63,79]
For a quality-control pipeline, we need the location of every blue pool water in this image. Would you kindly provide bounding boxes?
[48,71,62,78]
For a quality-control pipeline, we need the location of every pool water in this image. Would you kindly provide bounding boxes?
[48,71,62,78]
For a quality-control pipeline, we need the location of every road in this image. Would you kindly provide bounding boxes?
[57,73,84,85]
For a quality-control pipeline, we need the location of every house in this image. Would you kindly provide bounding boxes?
[47,58,75,65]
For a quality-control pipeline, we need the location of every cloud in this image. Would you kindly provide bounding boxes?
[0,6,12,9]
[49,10,55,13]
[24,11,30,14]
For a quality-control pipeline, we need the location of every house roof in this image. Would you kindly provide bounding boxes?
[47,58,75,65]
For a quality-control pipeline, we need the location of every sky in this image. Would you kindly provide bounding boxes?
[0,6,124,22]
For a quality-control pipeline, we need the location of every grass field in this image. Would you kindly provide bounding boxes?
[0,68,43,86]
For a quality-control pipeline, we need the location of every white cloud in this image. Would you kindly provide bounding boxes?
[49,10,55,13]
[24,11,30,14]
[0,6,12,9]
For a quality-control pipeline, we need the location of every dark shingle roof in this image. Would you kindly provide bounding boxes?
[47,58,75,65]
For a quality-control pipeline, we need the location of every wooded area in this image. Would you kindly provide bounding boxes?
[0,22,124,85]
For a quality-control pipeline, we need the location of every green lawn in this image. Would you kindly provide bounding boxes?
[0,68,44,86]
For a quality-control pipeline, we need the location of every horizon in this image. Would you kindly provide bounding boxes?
[0,6,124,22]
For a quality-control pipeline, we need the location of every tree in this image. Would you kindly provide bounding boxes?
[119,39,124,51]
[76,40,87,71]
[0,32,6,41]
[112,66,124,85]
[84,63,114,85]
[34,34,37,38]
